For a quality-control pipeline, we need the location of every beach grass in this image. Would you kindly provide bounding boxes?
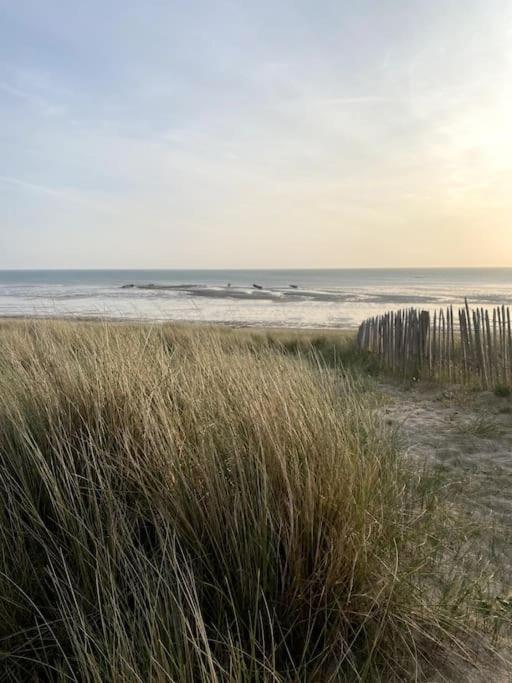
[0,321,504,681]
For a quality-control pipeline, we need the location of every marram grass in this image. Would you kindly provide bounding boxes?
[0,321,500,681]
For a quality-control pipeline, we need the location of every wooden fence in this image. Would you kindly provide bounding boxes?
[357,300,512,389]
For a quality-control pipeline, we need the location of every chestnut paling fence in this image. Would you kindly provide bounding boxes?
[356,299,512,389]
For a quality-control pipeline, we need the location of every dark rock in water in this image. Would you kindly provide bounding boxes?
[122,283,157,289]
[289,284,298,289]
[252,283,263,290]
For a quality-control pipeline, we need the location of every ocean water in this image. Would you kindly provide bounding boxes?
[1,268,512,329]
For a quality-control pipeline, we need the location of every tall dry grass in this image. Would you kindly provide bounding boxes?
[0,322,498,681]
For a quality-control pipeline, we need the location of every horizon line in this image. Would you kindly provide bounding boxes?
[1,266,512,272]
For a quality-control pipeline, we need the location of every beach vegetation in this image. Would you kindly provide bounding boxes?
[494,383,512,398]
[0,321,504,681]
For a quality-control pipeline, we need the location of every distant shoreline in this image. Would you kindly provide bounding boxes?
[2,268,512,329]
[0,314,356,333]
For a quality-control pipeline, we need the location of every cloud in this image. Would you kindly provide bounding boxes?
[0,175,119,214]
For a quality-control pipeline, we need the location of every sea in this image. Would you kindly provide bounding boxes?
[1,268,512,329]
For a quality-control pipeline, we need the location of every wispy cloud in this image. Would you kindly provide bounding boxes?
[0,175,119,214]
[0,76,65,116]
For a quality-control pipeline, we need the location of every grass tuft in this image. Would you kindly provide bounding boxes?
[0,321,503,681]
[494,384,512,398]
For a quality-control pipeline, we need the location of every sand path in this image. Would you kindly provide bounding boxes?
[378,381,512,525]
[377,381,512,681]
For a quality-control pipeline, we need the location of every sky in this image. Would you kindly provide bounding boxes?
[1,0,511,269]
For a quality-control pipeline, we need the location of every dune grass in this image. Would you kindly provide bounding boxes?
[0,321,503,681]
